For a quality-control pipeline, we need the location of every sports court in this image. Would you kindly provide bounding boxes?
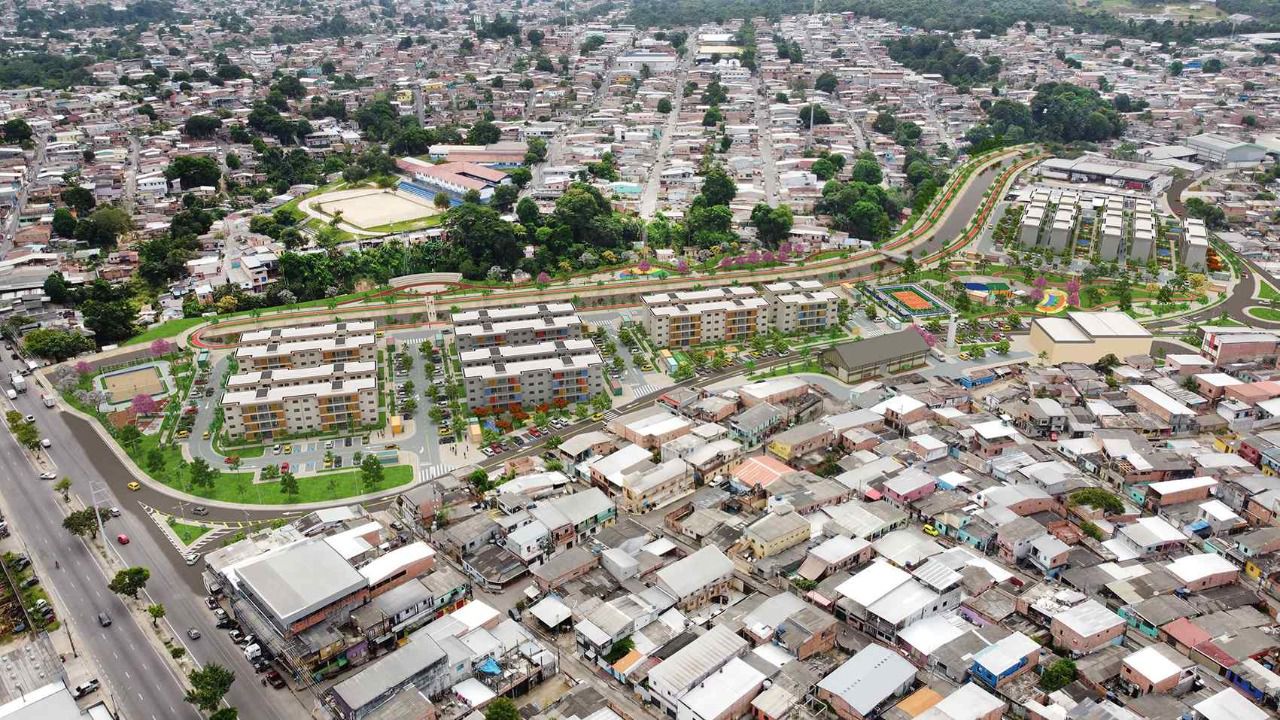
[101,365,165,403]
[309,188,439,230]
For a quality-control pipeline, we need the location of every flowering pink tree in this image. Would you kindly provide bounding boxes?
[1066,277,1081,307]
[149,339,173,357]
[676,259,689,273]
[636,259,651,273]
[776,249,790,263]
[761,250,775,263]
[131,393,159,416]
[1029,275,1047,304]
[75,360,93,375]
[535,271,551,285]
[911,324,938,348]
[719,257,734,269]
[746,250,761,264]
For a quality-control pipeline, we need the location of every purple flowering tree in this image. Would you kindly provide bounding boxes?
[131,393,159,416]
[637,259,651,273]
[75,360,93,375]
[1066,277,1081,307]
[911,324,938,347]
[1030,275,1047,304]
[536,271,551,285]
[149,339,173,357]
[676,259,689,273]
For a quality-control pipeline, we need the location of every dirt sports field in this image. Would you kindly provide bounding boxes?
[310,188,439,229]
[103,366,164,403]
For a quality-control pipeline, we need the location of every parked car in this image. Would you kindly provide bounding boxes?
[72,680,100,699]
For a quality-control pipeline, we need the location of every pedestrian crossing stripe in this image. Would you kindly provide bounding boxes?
[421,463,455,481]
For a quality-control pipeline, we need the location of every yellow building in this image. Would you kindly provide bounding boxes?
[743,507,811,559]
[1029,311,1152,365]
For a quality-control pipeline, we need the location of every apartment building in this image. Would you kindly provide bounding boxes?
[222,377,378,441]
[1181,217,1209,271]
[462,345,605,412]
[235,335,377,371]
[225,361,377,394]
[452,303,582,351]
[642,286,769,348]
[763,280,840,335]
[239,321,375,347]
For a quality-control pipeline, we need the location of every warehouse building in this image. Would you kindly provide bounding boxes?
[1029,311,1153,365]
[818,330,930,383]
[1185,133,1268,165]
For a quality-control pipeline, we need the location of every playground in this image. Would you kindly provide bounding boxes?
[305,187,440,231]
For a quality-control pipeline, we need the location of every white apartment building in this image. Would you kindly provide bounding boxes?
[235,335,377,371]
[642,286,769,348]
[459,339,599,369]
[453,303,582,351]
[225,361,377,394]
[763,280,839,335]
[462,348,606,412]
[1181,217,1208,271]
[222,377,378,441]
[239,321,375,347]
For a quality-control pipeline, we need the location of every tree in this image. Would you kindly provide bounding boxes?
[657,97,672,113]
[51,208,77,238]
[2,118,33,144]
[60,186,96,215]
[1040,659,1077,691]
[360,455,384,490]
[209,709,239,720]
[851,155,883,185]
[131,393,160,416]
[183,115,223,138]
[185,664,236,714]
[53,476,72,502]
[814,72,838,94]
[799,104,831,128]
[1202,58,1223,74]
[1168,60,1183,76]
[147,603,166,627]
[108,566,151,599]
[900,255,918,280]
[279,471,299,497]
[117,424,142,452]
[74,206,131,247]
[750,203,793,247]
[485,698,520,720]
[63,507,108,539]
[700,166,736,206]
[491,183,519,211]
[22,328,93,361]
[466,120,501,145]
[164,155,222,190]
[189,458,216,488]
[527,29,545,47]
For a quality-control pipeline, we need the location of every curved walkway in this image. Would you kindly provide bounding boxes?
[186,146,1030,351]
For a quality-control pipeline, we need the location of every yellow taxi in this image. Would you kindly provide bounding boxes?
[127,482,141,491]
[283,444,292,454]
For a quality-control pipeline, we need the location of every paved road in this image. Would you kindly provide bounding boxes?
[1,358,317,718]
[639,54,694,218]
[0,402,200,720]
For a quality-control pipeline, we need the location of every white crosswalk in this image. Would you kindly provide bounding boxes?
[632,382,661,397]
[602,410,620,421]
[421,463,456,481]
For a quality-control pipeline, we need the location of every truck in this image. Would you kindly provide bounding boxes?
[41,394,54,408]
[244,643,262,663]
[9,371,25,393]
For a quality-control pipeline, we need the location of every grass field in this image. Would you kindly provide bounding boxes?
[170,521,210,545]
[1247,307,1280,322]
[124,318,206,346]
[1258,281,1280,302]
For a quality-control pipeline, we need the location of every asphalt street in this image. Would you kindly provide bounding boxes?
[0,357,312,719]
[0,398,200,720]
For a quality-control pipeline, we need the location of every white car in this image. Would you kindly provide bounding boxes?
[39,438,51,448]
[184,553,201,566]
[38,472,56,480]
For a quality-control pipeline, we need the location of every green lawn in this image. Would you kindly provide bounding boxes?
[170,521,211,545]
[1258,281,1280,302]
[123,317,206,346]
[1247,307,1280,322]
[220,444,266,459]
